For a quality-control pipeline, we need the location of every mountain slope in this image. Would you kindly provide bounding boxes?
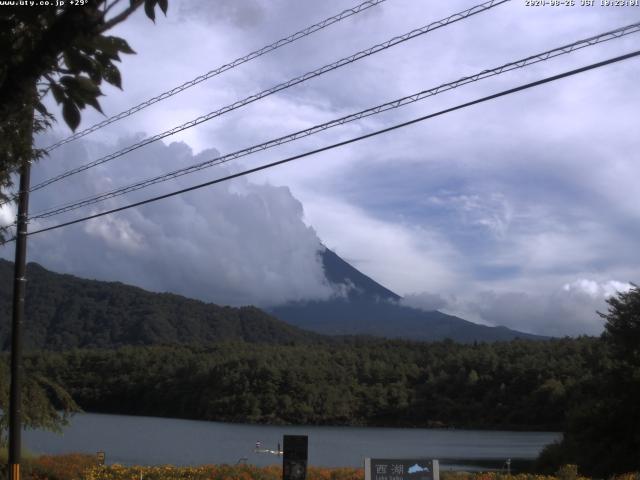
[0,248,544,349]
[269,248,545,342]
[0,259,322,350]
[321,248,400,302]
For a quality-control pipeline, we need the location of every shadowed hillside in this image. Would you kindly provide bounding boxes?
[0,249,544,350]
[0,259,322,350]
[269,248,546,342]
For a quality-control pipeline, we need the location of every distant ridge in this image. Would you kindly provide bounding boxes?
[0,259,322,350]
[268,248,546,342]
[0,248,545,349]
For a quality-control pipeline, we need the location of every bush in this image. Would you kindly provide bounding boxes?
[534,443,571,475]
[0,453,635,480]
[82,464,364,480]
[29,453,96,480]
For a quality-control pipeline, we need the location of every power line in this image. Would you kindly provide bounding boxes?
[27,0,510,194]
[28,21,640,221]
[42,0,387,153]
[20,49,640,239]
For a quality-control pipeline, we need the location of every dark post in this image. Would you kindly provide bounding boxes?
[282,435,308,480]
[8,110,33,480]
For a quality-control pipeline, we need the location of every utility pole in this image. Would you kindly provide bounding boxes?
[8,99,34,480]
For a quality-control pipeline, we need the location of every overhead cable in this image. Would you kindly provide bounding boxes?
[28,21,640,221]
[27,0,510,194]
[19,49,640,239]
[42,0,388,152]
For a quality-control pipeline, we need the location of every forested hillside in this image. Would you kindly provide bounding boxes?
[16,337,602,430]
[0,256,544,349]
[0,260,322,349]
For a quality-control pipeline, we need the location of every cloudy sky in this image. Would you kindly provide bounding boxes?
[2,0,639,336]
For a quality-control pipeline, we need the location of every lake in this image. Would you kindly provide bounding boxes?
[24,413,561,470]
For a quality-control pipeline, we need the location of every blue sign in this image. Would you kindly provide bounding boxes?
[365,459,439,480]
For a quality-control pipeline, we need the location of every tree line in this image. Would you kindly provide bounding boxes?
[11,337,600,430]
[1,284,638,477]
[1,278,637,476]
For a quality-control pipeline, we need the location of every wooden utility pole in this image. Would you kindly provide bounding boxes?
[8,98,34,480]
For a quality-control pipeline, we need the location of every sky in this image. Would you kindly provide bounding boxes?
[2,0,639,336]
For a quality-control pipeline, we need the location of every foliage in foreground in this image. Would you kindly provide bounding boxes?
[0,362,79,445]
[535,286,640,476]
[0,0,169,243]
[4,454,639,480]
[28,453,97,480]
[83,464,362,480]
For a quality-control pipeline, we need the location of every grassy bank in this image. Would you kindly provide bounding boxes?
[3,454,639,480]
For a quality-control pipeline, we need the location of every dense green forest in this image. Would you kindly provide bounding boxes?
[0,286,637,476]
[0,258,636,475]
[0,260,324,349]
[9,337,601,430]
[536,287,640,476]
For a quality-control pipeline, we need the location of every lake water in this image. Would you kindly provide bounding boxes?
[24,413,560,470]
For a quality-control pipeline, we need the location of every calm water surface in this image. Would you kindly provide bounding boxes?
[24,413,560,469]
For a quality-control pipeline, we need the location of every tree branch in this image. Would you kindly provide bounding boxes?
[103,0,123,16]
[98,0,144,33]
[0,7,100,115]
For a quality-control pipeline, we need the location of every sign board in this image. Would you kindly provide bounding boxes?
[283,435,308,480]
[364,458,439,480]
[96,451,105,466]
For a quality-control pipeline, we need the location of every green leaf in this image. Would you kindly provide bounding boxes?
[91,35,120,57]
[69,88,101,109]
[110,36,136,55]
[58,75,75,89]
[144,0,156,21]
[35,101,49,117]
[85,96,104,114]
[103,64,122,90]
[64,49,98,77]
[74,75,101,94]
[62,100,81,131]
[63,51,77,71]
[88,63,103,84]
[59,76,102,108]
[157,0,168,14]
[95,53,115,69]
[50,83,65,104]
[75,36,97,55]
[91,35,135,58]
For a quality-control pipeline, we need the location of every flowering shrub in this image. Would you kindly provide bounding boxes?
[29,453,97,480]
[12,455,638,480]
[77,466,640,480]
[82,464,363,480]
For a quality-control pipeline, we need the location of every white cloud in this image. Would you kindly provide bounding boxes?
[401,291,450,312]
[0,201,15,234]
[563,279,632,299]
[425,192,514,239]
[405,279,633,336]
[84,214,145,254]
[9,0,637,336]
[5,137,333,308]
[301,194,464,295]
